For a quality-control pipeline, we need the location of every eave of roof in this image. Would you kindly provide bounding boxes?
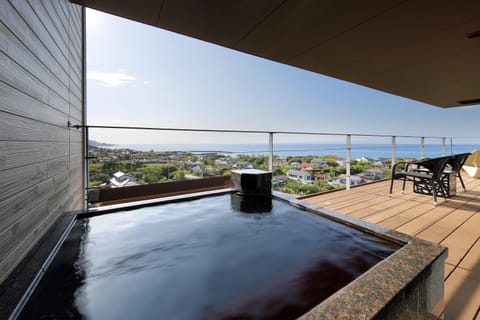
[71,0,480,108]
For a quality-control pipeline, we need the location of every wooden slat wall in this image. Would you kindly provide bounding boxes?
[0,0,84,285]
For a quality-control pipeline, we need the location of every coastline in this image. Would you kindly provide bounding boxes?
[95,143,478,159]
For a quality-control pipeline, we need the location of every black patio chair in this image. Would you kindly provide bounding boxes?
[389,156,452,206]
[445,153,471,191]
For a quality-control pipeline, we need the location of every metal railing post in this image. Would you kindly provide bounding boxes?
[441,137,446,156]
[84,126,90,207]
[391,136,396,167]
[268,132,273,172]
[450,137,453,155]
[420,137,425,159]
[346,135,351,190]
[81,7,87,210]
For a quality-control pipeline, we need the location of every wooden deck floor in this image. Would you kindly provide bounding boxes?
[302,175,480,320]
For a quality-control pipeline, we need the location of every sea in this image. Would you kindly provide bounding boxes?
[104,143,479,160]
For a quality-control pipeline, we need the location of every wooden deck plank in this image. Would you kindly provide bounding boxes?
[347,194,430,219]
[307,188,380,207]
[305,181,391,204]
[441,214,480,266]
[445,263,455,280]
[328,194,388,212]
[377,202,434,230]
[395,201,465,236]
[363,198,429,224]
[302,176,480,320]
[416,208,476,244]
[460,238,480,272]
[444,267,480,320]
[347,197,405,218]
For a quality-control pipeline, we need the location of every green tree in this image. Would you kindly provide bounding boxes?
[204,154,221,166]
[287,157,302,164]
[102,162,121,173]
[283,179,302,194]
[299,184,320,194]
[136,164,164,183]
[171,170,186,181]
[304,156,314,163]
[253,156,267,168]
[326,160,338,167]
[273,167,285,176]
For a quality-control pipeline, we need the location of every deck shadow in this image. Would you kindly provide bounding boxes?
[444,253,480,319]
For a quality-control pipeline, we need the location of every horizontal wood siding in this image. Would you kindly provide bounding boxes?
[0,0,84,285]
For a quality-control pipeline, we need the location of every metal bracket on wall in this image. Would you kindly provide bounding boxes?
[67,121,82,129]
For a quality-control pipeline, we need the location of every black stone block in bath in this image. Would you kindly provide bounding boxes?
[231,169,272,195]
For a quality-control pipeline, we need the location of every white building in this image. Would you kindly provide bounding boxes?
[332,174,365,186]
[311,158,328,167]
[362,168,385,180]
[109,171,140,187]
[287,169,312,183]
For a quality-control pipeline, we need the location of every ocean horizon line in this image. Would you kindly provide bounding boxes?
[94,142,478,159]
[94,141,477,147]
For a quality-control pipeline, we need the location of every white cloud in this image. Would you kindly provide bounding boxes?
[88,71,136,87]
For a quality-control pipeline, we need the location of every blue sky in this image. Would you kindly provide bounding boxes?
[86,9,479,145]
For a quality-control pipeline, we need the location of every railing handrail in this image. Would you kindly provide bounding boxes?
[71,121,480,207]
[68,123,452,140]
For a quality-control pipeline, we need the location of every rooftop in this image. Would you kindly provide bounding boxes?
[302,175,480,319]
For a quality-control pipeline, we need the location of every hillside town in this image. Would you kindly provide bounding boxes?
[89,145,394,195]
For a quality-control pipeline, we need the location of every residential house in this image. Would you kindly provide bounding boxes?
[336,160,346,167]
[299,163,314,170]
[311,158,328,167]
[233,161,254,169]
[287,169,312,183]
[191,165,205,174]
[109,171,140,187]
[183,160,204,170]
[214,158,230,168]
[313,173,326,181]
[289,161,301,168]
[360,156,385,167]
[360,156,375,163]
[332,174,366,186]
[362,168,385,180]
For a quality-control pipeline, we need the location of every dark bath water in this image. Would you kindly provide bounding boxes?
[20,194,400,320]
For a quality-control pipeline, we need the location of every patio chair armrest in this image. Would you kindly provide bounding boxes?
[391,161,409,177]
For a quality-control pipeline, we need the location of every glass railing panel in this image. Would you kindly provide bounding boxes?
[68,123,478,205]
